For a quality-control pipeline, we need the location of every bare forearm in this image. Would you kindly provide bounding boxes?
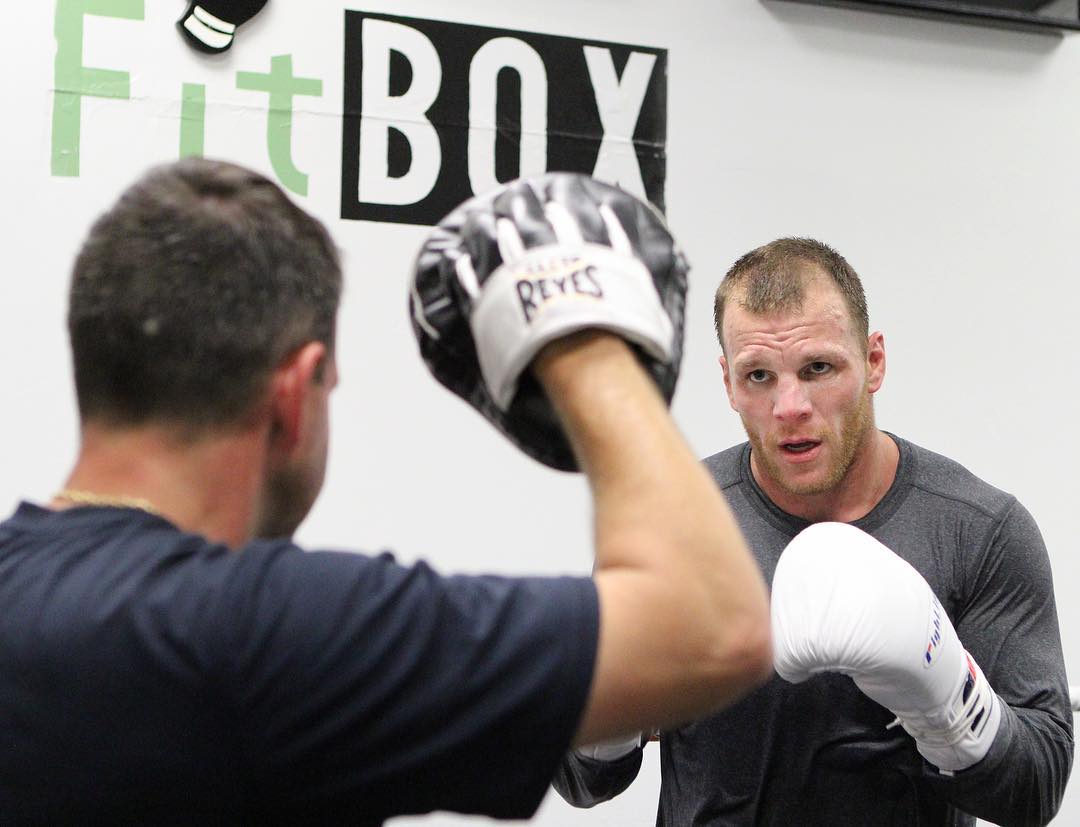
[534,332,772,743]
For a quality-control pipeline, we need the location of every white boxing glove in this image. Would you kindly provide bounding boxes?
[771,522,1002,774]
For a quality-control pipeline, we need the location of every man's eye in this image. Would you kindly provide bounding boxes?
[806,362,831,375]
[747,370,770,383]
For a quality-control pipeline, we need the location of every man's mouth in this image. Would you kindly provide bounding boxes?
[780,440,820,454]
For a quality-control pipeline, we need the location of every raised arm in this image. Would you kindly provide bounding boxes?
[410,172,772,749]
[535,332,771,744]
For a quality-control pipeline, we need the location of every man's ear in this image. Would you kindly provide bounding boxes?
[719,355,737,411]
[268,342,327,454]
[866,331,886,394]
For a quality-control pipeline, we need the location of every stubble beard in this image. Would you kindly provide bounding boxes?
[744,388,875,498]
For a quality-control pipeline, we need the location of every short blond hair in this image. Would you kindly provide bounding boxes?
[713,238,868,353]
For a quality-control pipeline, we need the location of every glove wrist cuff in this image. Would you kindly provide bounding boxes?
[575,731,647,762]
[899,651,1002,774]
[469,243,674,410]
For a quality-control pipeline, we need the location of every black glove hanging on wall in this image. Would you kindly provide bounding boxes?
[177,0,269,54]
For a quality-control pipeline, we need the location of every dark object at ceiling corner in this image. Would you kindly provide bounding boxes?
[772,0,1080,34]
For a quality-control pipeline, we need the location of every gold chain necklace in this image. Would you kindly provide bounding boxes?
[53,488,162,517]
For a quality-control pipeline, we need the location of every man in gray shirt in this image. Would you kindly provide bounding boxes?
[553,238,1072,826]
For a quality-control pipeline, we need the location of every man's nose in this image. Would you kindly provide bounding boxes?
[773,377,812,422]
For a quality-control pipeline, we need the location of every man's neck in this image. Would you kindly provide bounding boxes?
[752,429,900,524]
[52,421,268,549]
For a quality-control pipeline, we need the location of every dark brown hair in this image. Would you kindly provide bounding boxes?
[69,158,342,429]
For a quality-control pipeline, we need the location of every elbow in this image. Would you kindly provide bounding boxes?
[701,590,774,697]
[731,572,774,689]
[747,620,776,687]
[728,606,775,691]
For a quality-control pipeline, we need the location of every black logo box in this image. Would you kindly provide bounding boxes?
[340,11,668,225]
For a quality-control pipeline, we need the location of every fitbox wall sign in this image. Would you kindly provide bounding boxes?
[50,4,666,224]
[340,12,668,226]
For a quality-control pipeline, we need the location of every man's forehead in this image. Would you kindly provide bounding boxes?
[725,277,853,337]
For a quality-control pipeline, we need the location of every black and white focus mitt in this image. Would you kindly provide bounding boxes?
[409,173,688,471]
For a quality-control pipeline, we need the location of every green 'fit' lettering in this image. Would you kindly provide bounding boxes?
[237,55,323,196]
[52,0,144,177]
[179,83,206,158]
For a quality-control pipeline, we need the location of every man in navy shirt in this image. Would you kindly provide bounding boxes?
[0,159,771,823]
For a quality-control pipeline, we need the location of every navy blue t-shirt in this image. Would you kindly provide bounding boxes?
[0,503,598,824]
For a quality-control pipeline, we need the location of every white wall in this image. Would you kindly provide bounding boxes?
[2,2,1077,825]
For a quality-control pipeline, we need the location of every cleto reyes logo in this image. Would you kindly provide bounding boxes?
[515,258,604,322]
[924,593,945,667]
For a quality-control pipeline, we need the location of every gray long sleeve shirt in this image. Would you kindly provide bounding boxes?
[553,435,1073,826]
